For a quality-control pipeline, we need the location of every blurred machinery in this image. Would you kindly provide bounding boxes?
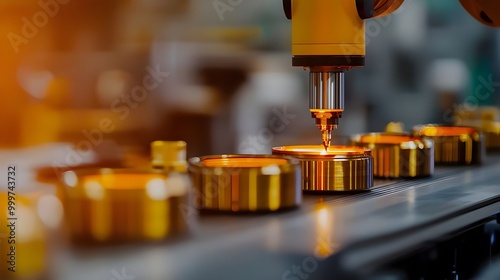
[0,0,189,149]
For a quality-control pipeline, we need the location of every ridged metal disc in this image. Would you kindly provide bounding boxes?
[188,155,301,212]
[413,125,484,165]
[60,168,191,244]
[272,145,373,192]
[351,133,434,178]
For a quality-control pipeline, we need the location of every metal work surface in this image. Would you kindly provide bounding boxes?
[54,155,500,280]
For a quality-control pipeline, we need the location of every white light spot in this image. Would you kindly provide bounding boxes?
[18,70,54,100]
[84,180,105,200]
[262,164,281,175]
[37,195,64,229]
[213,167,223,176]
[63,171,78,187]
[146,178,169,201]
[17,205,39,242]
[165,174,189,197]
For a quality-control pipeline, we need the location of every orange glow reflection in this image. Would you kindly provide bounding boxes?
[201,157,289,168]
[314,204,337,259]
[359,135,419,144]
[420,126,476,137]
[273,145,370,156]
[82,173,165,190]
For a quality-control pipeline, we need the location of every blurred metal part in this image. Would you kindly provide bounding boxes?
[151,141,187,172]
[454,107,500,151]
[188,155,301,212]
[272,145,373,192]
[484,122,500,150]
[413,124,484,165]
[385,122,405,133]
[60,168,191,244]
[351,133,434,178]
[453,106,499,127]
[0,193,48,280]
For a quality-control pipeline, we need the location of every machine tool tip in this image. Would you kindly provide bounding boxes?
[321,130,332,151]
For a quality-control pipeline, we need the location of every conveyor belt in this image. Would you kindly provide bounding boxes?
[53,155,500,280]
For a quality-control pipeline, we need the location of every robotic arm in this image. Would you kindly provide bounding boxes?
[460,0,500,27]
[283,0,500,150]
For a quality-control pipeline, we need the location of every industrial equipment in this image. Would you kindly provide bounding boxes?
[283,0,500,149]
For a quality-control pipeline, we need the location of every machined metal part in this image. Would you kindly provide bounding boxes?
[413,125,484,165]
[272,145,373,191]
[314,113,339,151]
[351,133,434,178]
[60,168,191,244]
[188,155,301,212]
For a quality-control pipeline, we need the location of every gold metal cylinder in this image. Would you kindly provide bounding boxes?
[413,125,484,165]
[60,168,191,244]
[351,133,434,178]
[272,145,373,192]
[188,155,301,212]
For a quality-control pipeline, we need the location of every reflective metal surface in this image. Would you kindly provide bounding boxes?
[351,133,434,178]
[60,168,191,244]
[309,71,344,111]
[413,125,484,165]
[188,155,301,212]
[272,145,373,191]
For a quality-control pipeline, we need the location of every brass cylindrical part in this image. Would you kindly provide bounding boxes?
[351,133,434,178]
[272,145,373,192]
[60,168,191,244]
[413,125,484,165]
[188,155,301,212]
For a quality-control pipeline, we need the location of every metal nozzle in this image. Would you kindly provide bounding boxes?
[321,129,332,151]
[315,116,338,151]
[309,69,344,151]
